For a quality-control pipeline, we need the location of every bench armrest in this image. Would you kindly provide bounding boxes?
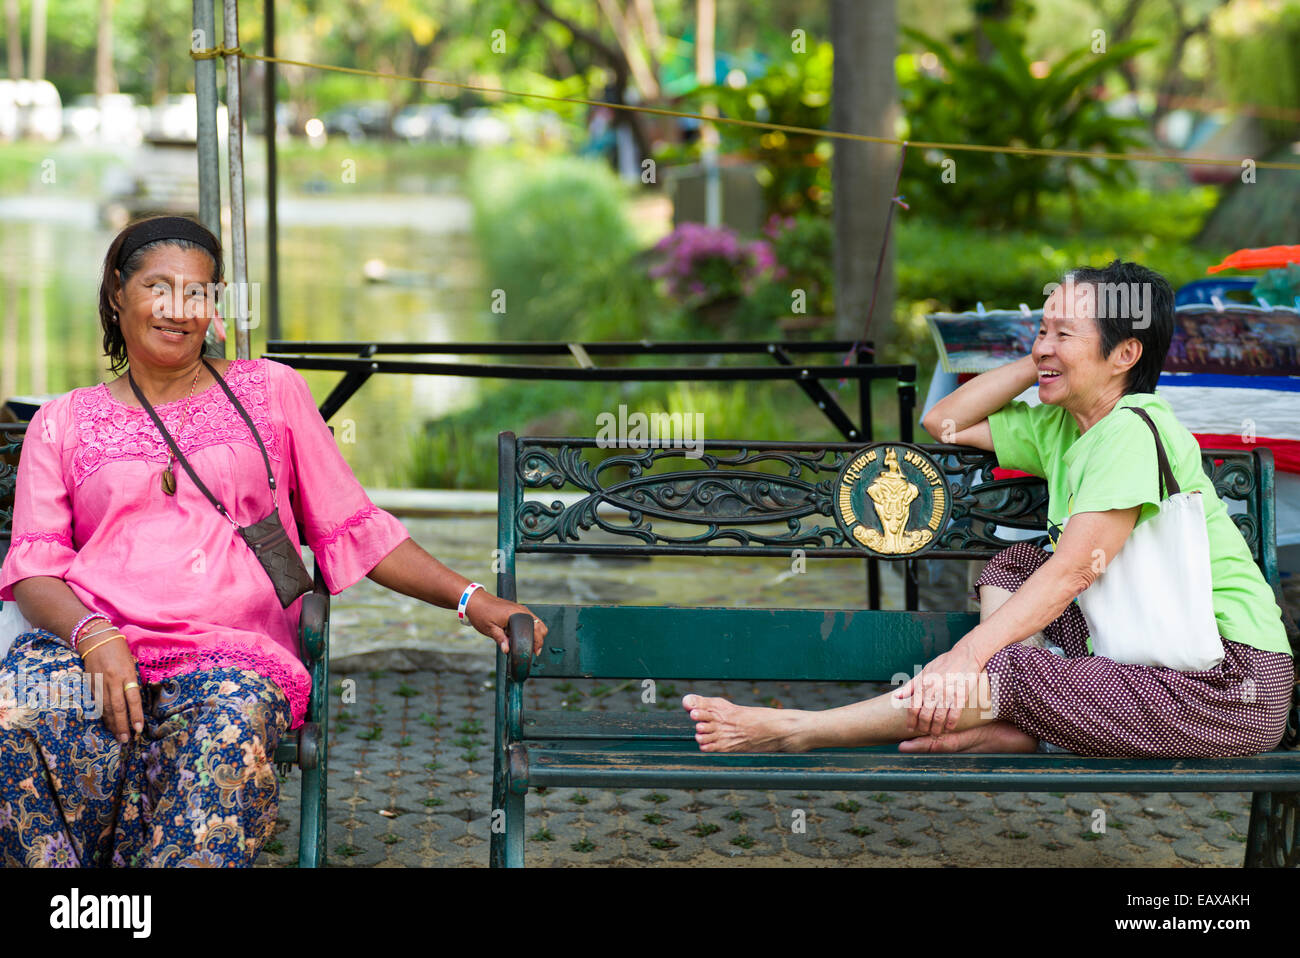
[300,589,328,664]
[507,612,534,683]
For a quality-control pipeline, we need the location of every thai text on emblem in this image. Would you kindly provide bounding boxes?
[839,447,946,555]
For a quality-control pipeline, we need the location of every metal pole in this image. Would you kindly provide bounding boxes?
[264,0,280,342]
[194,0,222,358]
[223,0,250,360]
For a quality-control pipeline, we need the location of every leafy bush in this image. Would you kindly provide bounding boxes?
[670,42,834,219]
[469,155,672,341]
[734,213,835,336]
[1211,0,1300,143]
[648,223,775,307]
[899,21,1152,228]
[405,379,796,489]
[895,213,1230,312]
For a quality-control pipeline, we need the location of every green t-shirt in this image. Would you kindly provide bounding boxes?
[987,392,1291,655]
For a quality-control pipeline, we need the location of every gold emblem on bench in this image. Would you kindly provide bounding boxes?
[835,444,949,557]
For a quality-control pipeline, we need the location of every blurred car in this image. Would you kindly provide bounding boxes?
[393,103,461,144]
[146,94,206,143]
[0,79,62,141]
[460,108,510,147]
[62,93,145,146]
[322,100,392,141]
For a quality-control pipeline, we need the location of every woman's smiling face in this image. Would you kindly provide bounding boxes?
[113,245,220,370]
[1033,282,1112,408]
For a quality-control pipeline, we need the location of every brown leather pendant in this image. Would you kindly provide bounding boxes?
[162,467,177,496]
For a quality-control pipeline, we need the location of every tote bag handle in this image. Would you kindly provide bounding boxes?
[1128,407,1180,499]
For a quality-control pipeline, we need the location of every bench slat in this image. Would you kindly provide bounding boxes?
[526,605,981,681]
[524,709,696,740]
[521,745,1300,792]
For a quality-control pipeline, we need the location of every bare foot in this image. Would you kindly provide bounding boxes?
[897,719,1038,754]
[682,694,809,753]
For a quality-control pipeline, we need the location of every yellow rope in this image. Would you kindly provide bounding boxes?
[190,45,242,60]
[189,46,1300,172]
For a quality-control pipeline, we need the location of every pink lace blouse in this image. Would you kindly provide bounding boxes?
[0,357,411,729]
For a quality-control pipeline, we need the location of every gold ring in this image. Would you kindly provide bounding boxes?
[123,681,140,691]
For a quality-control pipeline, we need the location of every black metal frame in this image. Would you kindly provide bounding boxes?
[264,339,919,609]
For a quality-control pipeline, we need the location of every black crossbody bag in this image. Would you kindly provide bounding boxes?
[127,359,315,608]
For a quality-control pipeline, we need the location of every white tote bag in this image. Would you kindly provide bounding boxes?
[1070,407,1224,673]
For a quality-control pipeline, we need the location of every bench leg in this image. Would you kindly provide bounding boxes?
[505,790,527,868]
[297,760,327,868]
[1244,791,1300,867]
[490,775,506,868]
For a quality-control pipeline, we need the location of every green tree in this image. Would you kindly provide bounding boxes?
[900,19,1152,227]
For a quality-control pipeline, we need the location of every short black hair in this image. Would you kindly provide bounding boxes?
[1062,259,1174,394]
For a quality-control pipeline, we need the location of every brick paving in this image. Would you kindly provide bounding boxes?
[254,669,1259,868]
[249,517,1297,868]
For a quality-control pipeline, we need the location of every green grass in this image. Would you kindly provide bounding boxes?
[403,179,1226,489]
[571,838,597,853]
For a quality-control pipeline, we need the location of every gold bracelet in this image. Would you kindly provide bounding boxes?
[79,633,126,659]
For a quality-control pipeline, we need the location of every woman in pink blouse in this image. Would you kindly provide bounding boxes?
[0,216,546,867]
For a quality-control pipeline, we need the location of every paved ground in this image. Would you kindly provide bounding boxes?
[251,515,1298,868]
[254,670,1261,868]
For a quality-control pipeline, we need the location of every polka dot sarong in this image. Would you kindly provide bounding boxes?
[978,542,1296,758]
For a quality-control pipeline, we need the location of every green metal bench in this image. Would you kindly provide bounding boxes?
[0,422,330,868]
[491,432,1300,867]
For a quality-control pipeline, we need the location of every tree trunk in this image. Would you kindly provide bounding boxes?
[96,0,116,97]
[831,0,898,349]
[5,0,23,80]
[28,0,45,80]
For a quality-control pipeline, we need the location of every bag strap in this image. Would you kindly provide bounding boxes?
[1128,406,1180,499]
[126,359,277,525]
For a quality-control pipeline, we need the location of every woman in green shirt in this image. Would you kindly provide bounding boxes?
[682,260,1293,757]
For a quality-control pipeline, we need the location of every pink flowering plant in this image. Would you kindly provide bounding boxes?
[649,222,777,309]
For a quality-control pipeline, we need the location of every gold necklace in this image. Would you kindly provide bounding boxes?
[160,365,203,496]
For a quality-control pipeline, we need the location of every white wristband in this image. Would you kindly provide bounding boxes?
[457,582,485,622]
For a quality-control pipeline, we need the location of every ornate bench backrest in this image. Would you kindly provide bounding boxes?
[500,434,1277,584]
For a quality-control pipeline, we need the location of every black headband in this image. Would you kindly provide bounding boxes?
[116,217,221,271]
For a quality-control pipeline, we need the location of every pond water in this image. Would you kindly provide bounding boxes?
[0,190,490,487]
